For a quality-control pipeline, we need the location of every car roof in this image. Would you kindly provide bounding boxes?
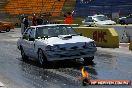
[93,14,104,16]
[88,14,105,17]
[30,24,79,28]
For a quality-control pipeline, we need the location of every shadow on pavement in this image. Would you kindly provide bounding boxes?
[19,57,95,69]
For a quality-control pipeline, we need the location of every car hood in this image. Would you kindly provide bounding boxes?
[95,20,116,25]
[38,35,94,46]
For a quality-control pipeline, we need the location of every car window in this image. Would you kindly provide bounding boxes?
[85,17,94,22]
[94,16,109,21]
[29,28,35,38]
[127,15,132,18]
[23,28,35,40]
[22,28,30,40]
[36,27,48,38]
[36,26,77,37]
[23,28,30,34]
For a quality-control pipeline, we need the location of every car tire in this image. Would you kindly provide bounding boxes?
[20,47,28,61]
[38,49,48,66]
[88,25,92,27]
[120,20,126,25]
[6,29,10,32]
[83,56,94,63]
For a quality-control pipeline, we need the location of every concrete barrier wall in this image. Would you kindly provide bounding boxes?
[98,25,132,43]
[74,27,119,48]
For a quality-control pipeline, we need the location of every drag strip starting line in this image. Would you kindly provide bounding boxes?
[0,82,4,87]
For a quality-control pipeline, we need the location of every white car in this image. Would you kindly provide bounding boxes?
[17,24,97,65]
[82,14,116,26]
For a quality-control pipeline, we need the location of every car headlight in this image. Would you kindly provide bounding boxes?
[45,45,52,51]
[51,45,60,50]
[85,42,96,48]
[45,45,60,51]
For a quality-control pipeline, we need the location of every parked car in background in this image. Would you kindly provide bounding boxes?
[82,16,95,26]
[17,24,97,66]
[0,21,14,32]
[119,14,132,25]
[82,14,116,26]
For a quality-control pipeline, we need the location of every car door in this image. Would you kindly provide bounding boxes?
[125,15,132,24]
[21,28,32,56]
[27,28,36,58]
[127,15,132,24]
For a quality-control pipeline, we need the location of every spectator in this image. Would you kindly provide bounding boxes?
[64,12,73,24]
[32,14,37,26]
[20,14,25,23]
[20,14,25,34]
[23,16,29,32]
[37,16,43,25]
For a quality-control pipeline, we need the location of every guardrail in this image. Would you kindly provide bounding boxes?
[74,27,119,48]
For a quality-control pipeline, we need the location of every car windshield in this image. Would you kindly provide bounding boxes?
[36,26,77,38]
[94,16,109,21]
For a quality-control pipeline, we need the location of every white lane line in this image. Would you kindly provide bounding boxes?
[0,82,4,87]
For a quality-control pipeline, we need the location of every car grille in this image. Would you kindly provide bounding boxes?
[56,43,85,51]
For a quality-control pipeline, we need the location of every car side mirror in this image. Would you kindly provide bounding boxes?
[29,38,35,41]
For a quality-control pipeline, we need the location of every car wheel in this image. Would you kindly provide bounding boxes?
[38,49,48,66]
[83,56,94,63]
[6,29,10,32]
[20,47,28,61]
[120,20,126,25]
[88,25,92,27]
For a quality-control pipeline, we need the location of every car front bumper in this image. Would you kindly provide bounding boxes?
[45,48,97,61]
